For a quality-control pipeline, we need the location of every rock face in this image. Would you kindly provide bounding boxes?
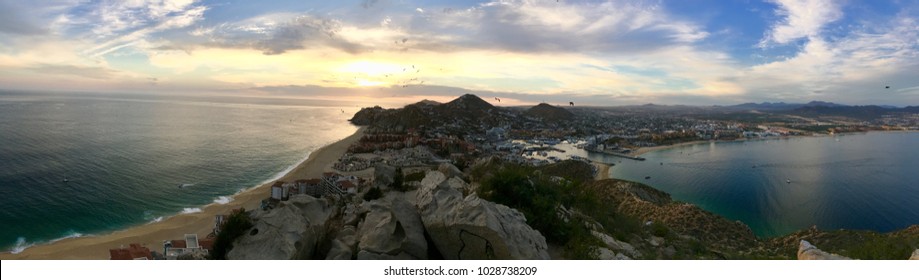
[438,163,465,181]
[911,249,919,260]
[797,240,852,260]
[592,230,641,259]
[326,226,358,260]
[356,193,427,259]
[414,171,550,260]
[228,195,336,260]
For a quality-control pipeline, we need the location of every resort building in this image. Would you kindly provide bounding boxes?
[109,243,154,260]
[163,234,212,260]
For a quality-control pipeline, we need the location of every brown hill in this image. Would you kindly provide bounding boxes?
[523,103,574,122]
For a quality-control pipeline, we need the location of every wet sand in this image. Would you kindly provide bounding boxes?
[0,127,365,260]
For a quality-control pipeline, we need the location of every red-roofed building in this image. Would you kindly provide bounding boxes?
[109,243,153,260]
[339,180,357,194]
[164,234,208,260]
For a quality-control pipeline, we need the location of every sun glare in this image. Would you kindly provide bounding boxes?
[339,61,403,76]
[356,79,384,87]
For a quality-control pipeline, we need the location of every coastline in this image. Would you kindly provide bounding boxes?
[0,126,366,260]
[632,130,919,157]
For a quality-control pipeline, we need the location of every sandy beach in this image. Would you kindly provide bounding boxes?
[0,127,366,260]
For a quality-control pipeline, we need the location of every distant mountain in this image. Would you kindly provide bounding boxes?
[523,103,574,122]
[351,94,511,132]
[414,99,441,106]
[790,105,919,120]
[441,94,496,114]
[728,101,846,111]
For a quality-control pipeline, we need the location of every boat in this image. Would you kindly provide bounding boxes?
[62,178,69,183]
[645,176,651,180]
[786,178,791,184]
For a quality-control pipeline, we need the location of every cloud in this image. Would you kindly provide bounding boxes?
[84,2,208,57]
[411,0,708,54]
[741,14,919,103]
[760,0,843,46]
[0,1,47,35]
[256,15,367,55]
[28,64,118,79]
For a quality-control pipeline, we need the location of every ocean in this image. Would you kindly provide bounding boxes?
[0,91,359,252]
[606,133,919,237]
[532,133,919,237]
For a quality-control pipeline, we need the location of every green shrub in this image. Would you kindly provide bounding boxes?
[363,187,383,201]
[404,171,426,182]
[210,209,253,260]
[651,222,670,237]
[391,167,405,191]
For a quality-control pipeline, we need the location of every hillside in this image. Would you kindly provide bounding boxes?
[523,103,574,122]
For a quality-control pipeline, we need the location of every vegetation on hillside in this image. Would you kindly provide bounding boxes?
[210,209,253,260]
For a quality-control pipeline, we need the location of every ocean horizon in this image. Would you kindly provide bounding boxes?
[0,91,359,252]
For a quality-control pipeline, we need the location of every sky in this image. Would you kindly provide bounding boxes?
[1,0,918,106]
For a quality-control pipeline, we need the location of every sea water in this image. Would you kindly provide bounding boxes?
[0,91,359,251]
[607,133,919,237]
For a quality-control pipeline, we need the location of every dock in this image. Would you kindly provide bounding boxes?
[584,147,646,161]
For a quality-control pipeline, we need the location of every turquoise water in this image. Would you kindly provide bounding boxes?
[606,133,919,237]
[0,91,359,252]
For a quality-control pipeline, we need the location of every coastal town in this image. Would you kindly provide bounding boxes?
[104,94,919,260]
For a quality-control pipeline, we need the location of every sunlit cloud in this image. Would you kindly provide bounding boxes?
[0,0,917,106]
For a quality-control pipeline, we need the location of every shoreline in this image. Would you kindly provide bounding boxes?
[0,126,366,260]
[630,130,919,157]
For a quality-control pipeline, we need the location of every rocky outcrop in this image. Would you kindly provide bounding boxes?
[414,171,550,260]
[356,193,427,259]
[592,230,641,259]
[326,226,358,260]
[911,249,919,260]
[438,163,465,181]
[597,247,631,260]
[228,195,336,260]
[797,240,852,260]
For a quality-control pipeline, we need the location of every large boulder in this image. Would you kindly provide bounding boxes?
[326,226,358,260]
[356,193,428,259]
[591,230,641,259]
[228,195,336,259]
[797,240,851,260]
[438,163,465,180]
[910,249,919,260]
[414,171,550,260]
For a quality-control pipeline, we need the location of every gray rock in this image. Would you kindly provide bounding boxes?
[325,226,358,260]
[357,250,418,260]
[438,163,465,180]
[415,173,550,260]
[592,230,641,259]
[649,236,664,247]
[228,195,335,260]
[176,249,208,260]
[597,247,615,260]
[910,249,919,260]
[797,240,851,260]
[420,170,447,190]
[443,177,468,194]
[356,193,427,259]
